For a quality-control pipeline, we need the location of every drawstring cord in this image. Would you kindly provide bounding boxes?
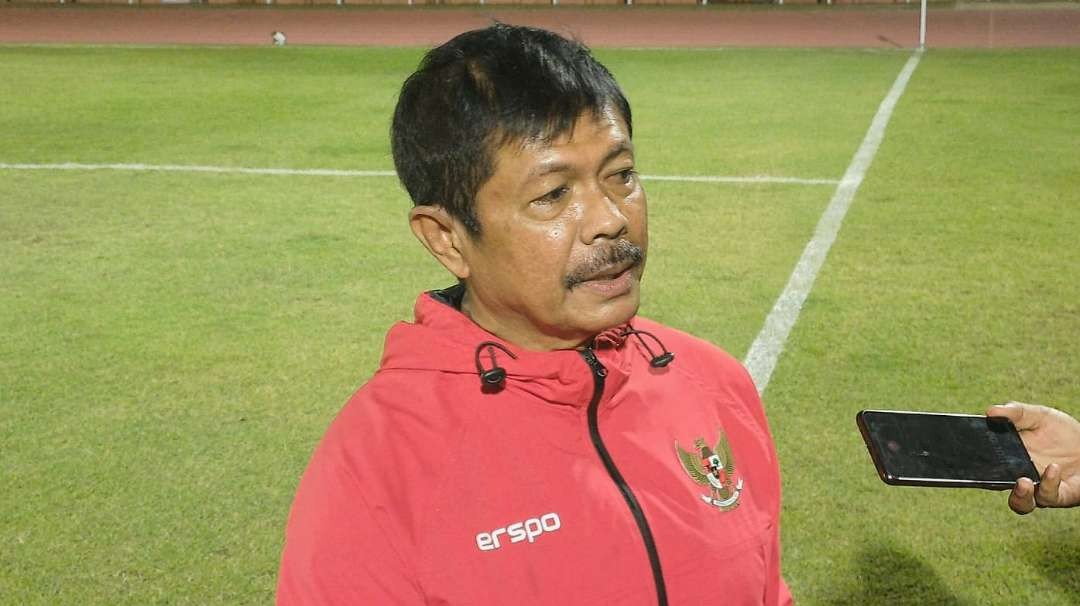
[472,327,673,391]
[621,327,675,368]
[474,341,517,389]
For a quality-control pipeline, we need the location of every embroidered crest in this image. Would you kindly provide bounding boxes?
[675,428,744,510]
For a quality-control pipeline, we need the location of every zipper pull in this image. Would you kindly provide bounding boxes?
[581,348,608,378]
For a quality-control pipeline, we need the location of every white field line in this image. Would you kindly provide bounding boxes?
[0,162,837,186]
[0,162,397,178]
[743,50,923,396]
[643,175,838,186]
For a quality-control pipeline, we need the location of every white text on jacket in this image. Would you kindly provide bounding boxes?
[475,513,562,551]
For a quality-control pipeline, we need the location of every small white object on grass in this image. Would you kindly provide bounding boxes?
[272,31,287,47]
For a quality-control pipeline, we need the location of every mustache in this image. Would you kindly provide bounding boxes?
[563,239,644,289]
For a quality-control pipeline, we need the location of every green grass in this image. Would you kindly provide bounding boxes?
[1,45,1078,604]
[770,49,1080,605]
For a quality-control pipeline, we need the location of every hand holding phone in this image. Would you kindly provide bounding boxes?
[987,402,1080,513]
[857,410,1040,489]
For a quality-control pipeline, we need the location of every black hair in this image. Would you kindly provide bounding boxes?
[391,23,632,236]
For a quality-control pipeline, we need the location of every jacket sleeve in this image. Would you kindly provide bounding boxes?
[276,431,425,605]
[733,363,793,606]
[766,524,794,605]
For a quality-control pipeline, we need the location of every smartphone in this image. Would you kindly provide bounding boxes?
[856,410,1040,489]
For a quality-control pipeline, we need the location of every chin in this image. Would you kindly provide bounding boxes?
[576,291,640,334]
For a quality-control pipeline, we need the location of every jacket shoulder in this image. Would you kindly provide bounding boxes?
[280,369,478,599]
[630,316,763,413]
[321,369,475,484]
[632,317,751,378]
[288,369,477,541]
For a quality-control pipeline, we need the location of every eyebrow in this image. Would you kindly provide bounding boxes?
[526,141,634,180]
[600,140,635,167]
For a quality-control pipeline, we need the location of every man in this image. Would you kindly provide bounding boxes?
[277,24,790,605]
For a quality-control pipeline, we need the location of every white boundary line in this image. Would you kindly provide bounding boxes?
[743,50,924,395]
[0,162,397,178]
[644,175,839,186]
[0,162,837,186]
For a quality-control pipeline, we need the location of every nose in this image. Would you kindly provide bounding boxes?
[579,183,628,244]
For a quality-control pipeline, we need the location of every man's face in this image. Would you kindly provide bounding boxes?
[457,109,648,351]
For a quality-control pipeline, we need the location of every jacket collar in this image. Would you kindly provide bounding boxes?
[378,287,640,408]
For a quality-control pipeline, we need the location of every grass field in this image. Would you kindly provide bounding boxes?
[2,44,1079,604]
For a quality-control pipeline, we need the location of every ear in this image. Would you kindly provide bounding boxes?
[409,205,472,280]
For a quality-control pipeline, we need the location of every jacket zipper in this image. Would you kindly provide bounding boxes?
[580,348,668,606]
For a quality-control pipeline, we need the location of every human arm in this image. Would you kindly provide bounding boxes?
[985,402,1080,514]
[276,436,426,604]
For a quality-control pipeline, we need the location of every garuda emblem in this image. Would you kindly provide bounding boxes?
[675,428,744,510]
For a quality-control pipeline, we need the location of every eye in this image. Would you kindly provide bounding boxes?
[607,168,638,193]
[533,185,569,206]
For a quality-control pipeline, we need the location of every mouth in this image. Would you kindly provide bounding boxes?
[570,261,639,298]
[564,240,645,291]
[581,260,636,283]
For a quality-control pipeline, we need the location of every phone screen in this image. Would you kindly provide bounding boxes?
[857,410,1040,488]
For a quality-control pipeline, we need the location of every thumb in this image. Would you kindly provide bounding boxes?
[1035,464,1062,508]
[1009,477,1037,515]
[987,402,1040,431]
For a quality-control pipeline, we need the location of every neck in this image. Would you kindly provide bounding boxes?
[459,288,590,352]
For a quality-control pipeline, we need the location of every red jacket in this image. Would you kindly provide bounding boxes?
[278,289,791,605]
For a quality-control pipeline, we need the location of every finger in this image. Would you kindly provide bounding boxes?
[986,402,1021,420]
[1035,464,1062,508]
[1009,477,1036,515]
[986,402,1042,431]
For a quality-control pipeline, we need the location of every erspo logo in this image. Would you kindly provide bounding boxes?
[475,513,561,552]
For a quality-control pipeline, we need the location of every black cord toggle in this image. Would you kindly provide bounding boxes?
[474,341,518,389]
[622,328,675,368]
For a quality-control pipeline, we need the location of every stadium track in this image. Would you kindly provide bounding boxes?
[1,5,1079,48]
